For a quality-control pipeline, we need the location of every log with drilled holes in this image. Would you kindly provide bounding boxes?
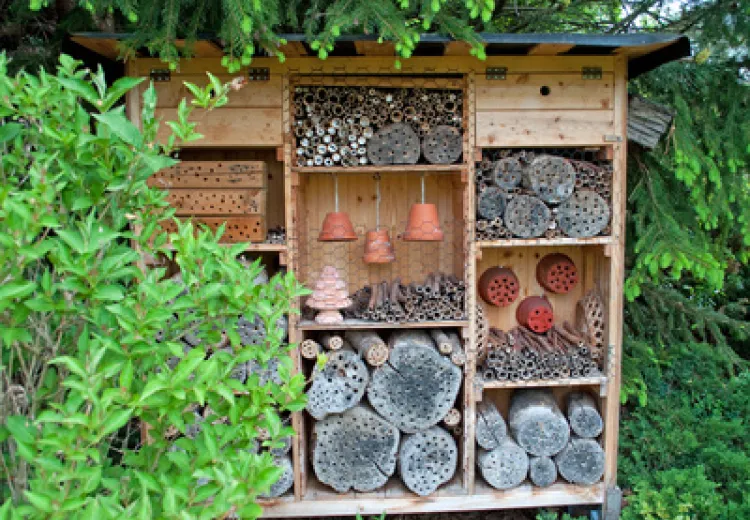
[509,389,570,457]
[429,329,455,355]
[259,454,295,498]
[528,456,557,488]
[443,408,462,428]
[422,125,463,164]
[491,157,524,189]
[567,392,603,439]
[306,349,369,420]
[368,339,462,433]
[504,194,551,238]
[477,437,529,490]
[475,400,507,450]
[555,436,606,485]
[523,155,576,204]
[300,338,322,360]
[367,122,421,165]
[477,186,508,221]
[556,190,610,238]
[312,405,400,493]
[344,330,390,367]
[319,333,344,351]
[399,426,458,496]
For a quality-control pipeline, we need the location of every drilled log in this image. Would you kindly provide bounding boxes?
[477,186,508,221]
[368,342,462,433]
[449,336,466,366]
[567,392,603,439]
[477,438,529,490]
[555,436,605,485]
[312,405,400,493]
[367,123,420,165]
[429,329,454,355]
[300,339,322,360]
[523,155,576,204]
[247,357,282,386]
[388,329,435,351]
[319,333,344,351]
[306,349,368,420]
[422,125,463,164]
[259,455,294,498]
[509,389,570,456]
[344,330,390,367]
[399,426,458,496]
[475,400,507,450]
[504,194,551,238]
[557,190,610,238]
[491,157,524,190]
[443,408,462,428]
[528,456,557,488]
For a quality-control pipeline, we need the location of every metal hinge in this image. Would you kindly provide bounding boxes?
[582,67,603,80]
[149,69,171,82]
[247,68,270,81]
[485,67,507,80]
[603,135,623,143]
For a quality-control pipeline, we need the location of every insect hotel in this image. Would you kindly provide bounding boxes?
[74,32,689,518]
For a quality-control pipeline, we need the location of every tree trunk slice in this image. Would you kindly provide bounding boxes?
[475,400,508,450]
[312,405,400,493]
[429,329,454,355]
[320,333,344,351]
[300,339,322,360]
[367,123,420,165]
[306,349,369,420]
[567,392,603,438]
[528,456,557,488]
[368,343,462,433]
[509,389,570,456]
[477,438,529,490]
[523,155,576,204]
[260,455,295,498]
[399,426,458,496]
[491,157,524,190]
[477,186,508,221]
[422,125,463,164]
[557,190,610,238]
[345,330,390,367]
[504,194,551,238]
[443,408,462,427]
[555,436,605,485]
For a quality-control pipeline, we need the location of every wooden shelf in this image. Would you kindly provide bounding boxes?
[297,319,469,331]
[292,164,466,175]
[477,236,615,248]
[159,243,286,253]
[480,376,607,391]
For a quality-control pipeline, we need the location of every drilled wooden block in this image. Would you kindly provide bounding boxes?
[167,189,266,216]
[160,216,266,243]
[149,161,267,189]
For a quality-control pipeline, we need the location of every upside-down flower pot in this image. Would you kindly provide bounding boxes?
[516,296,554,334]
[318,212,358,241]
[402,203,444,241]
[363,229,396,263]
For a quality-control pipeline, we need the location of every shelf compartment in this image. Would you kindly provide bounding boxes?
[297,319,469,331]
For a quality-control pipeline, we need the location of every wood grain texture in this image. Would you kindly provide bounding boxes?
[155,107,283,147]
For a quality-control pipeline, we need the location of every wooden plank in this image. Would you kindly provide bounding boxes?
[292,165,466,175]
[476,109,615,147]
[292,75,463,89]
[149,161,267,189]
[155,107,283,147]
[527,44,576,56]
[144,74,283,108]
[477,236,615,248]
[279,41,308,57]
[297,320,469,331]
[167,189,266,216]
[354,41,396,56]
[159,216,266,243]
[71,36,122,60]
[134,57,284,76]
[481,376,607,391]
[173,39,224,57]
[476,73,614,110]
[443,41,474,56]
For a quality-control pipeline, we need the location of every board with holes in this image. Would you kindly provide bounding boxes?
[148,161,267,189]
[159,216,266,243]
[167,189,266,216]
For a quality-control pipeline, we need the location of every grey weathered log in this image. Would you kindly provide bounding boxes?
[627,95,674,149]
[555,436,605,485]
[443,408,462,427]
[306,349,368,420]
[567,392,603,439]
[523,155,576,204]
[387,329,435,351]
[260,454,294,498]
[475,400,508,450]
[491,157,523,190]
[368,342,462,433]
[504,194,551,239]
[477,186,508,221]
[270,434,293,457]
[557,190,610,238]
[344,330,389,367]
[320,333,344,351]
[509,389,570,456]
[422,125,463,165]
[247,357,283,386]
[449,334,466,366]
[477,438,529,490]
[312,405,400,493]
[528,456,557,488]
[367,122,420,165]
[429,329,454,355]
[399,426,458,496]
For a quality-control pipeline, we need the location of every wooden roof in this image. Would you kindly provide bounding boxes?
[71,32,689,78]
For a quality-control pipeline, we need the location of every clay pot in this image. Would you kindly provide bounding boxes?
[363,229,395,263]
[402,203,444,241]
[478,266,520,307]
[536,253,578,294]
[516,296,554,333]
[318,212,357,241]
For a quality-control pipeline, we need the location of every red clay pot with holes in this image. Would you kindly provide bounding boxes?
[516,296,554,333]
[536,253,579,294]
[402,203,444,241]
[363,229,395,263]
[478,266,520,307]
[318,212,358,241]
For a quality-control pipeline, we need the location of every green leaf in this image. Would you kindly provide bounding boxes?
[93,109,143,148]
[0,281,36,303]
[23,492,52,514]
[120,359,134,390]
[93,285,125,301]
[0,123,22,143]
[5,416,35,444]
[101,408,134,437]
[57,77,99,105]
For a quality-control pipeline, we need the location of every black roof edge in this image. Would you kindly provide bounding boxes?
[628,36,691,78]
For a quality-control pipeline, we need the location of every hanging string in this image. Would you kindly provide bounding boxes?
[375,175,381,230]
[334,174,339,212]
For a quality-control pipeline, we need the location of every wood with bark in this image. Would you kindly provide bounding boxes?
[387,329,435,351]
[448,333,466,366]
[312,405,400,493]
[306,349,369,420]
[475,400,507,450]
[344,330,390,367]
[509,389,570,456]
[429,329,454,355]
[555,436,605,485]
[399,426,458,496]
[319,333,344,351]
[528,456,557,488]
[300,338,322,360]
[477,437,529,490]
[567,392,603,439]
[443,408,462,428]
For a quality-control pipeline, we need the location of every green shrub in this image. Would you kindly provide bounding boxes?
[0,54,307,518]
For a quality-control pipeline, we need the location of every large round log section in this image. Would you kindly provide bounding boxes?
[345,330,389,367]
[477,438,529,490]
[422,125,463,164]
[368,342,462,433]
[477,186,508,221]
[475,400,508,450]
[504,194,551,238]
[536,253,579,294]
[260,455,294,498]
[388,329,435,351]
[312,405,400,493]
[367,123,420,165]
[567,392,603,439]
[557,190,611,238]
[523,155,576,204]
[399,426,458,496]
[528,456,557,488]
[478,266,520,307]
[306,349,369,420]
[509,389,570,457]
[555,436,605,485]
[491,157,523,190]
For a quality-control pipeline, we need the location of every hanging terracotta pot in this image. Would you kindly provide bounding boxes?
[363,229,395,263]
[478,266,520,307]
[536,253,579,294]
[516,296,554,333]
[403,203,444,241]
[318,212,357,241]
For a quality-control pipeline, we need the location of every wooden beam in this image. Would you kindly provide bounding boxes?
[527,43,575,56]
[70,36,121,60]
[279,41,308,57]
[443,41,474,56]
[354,40,395,56]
